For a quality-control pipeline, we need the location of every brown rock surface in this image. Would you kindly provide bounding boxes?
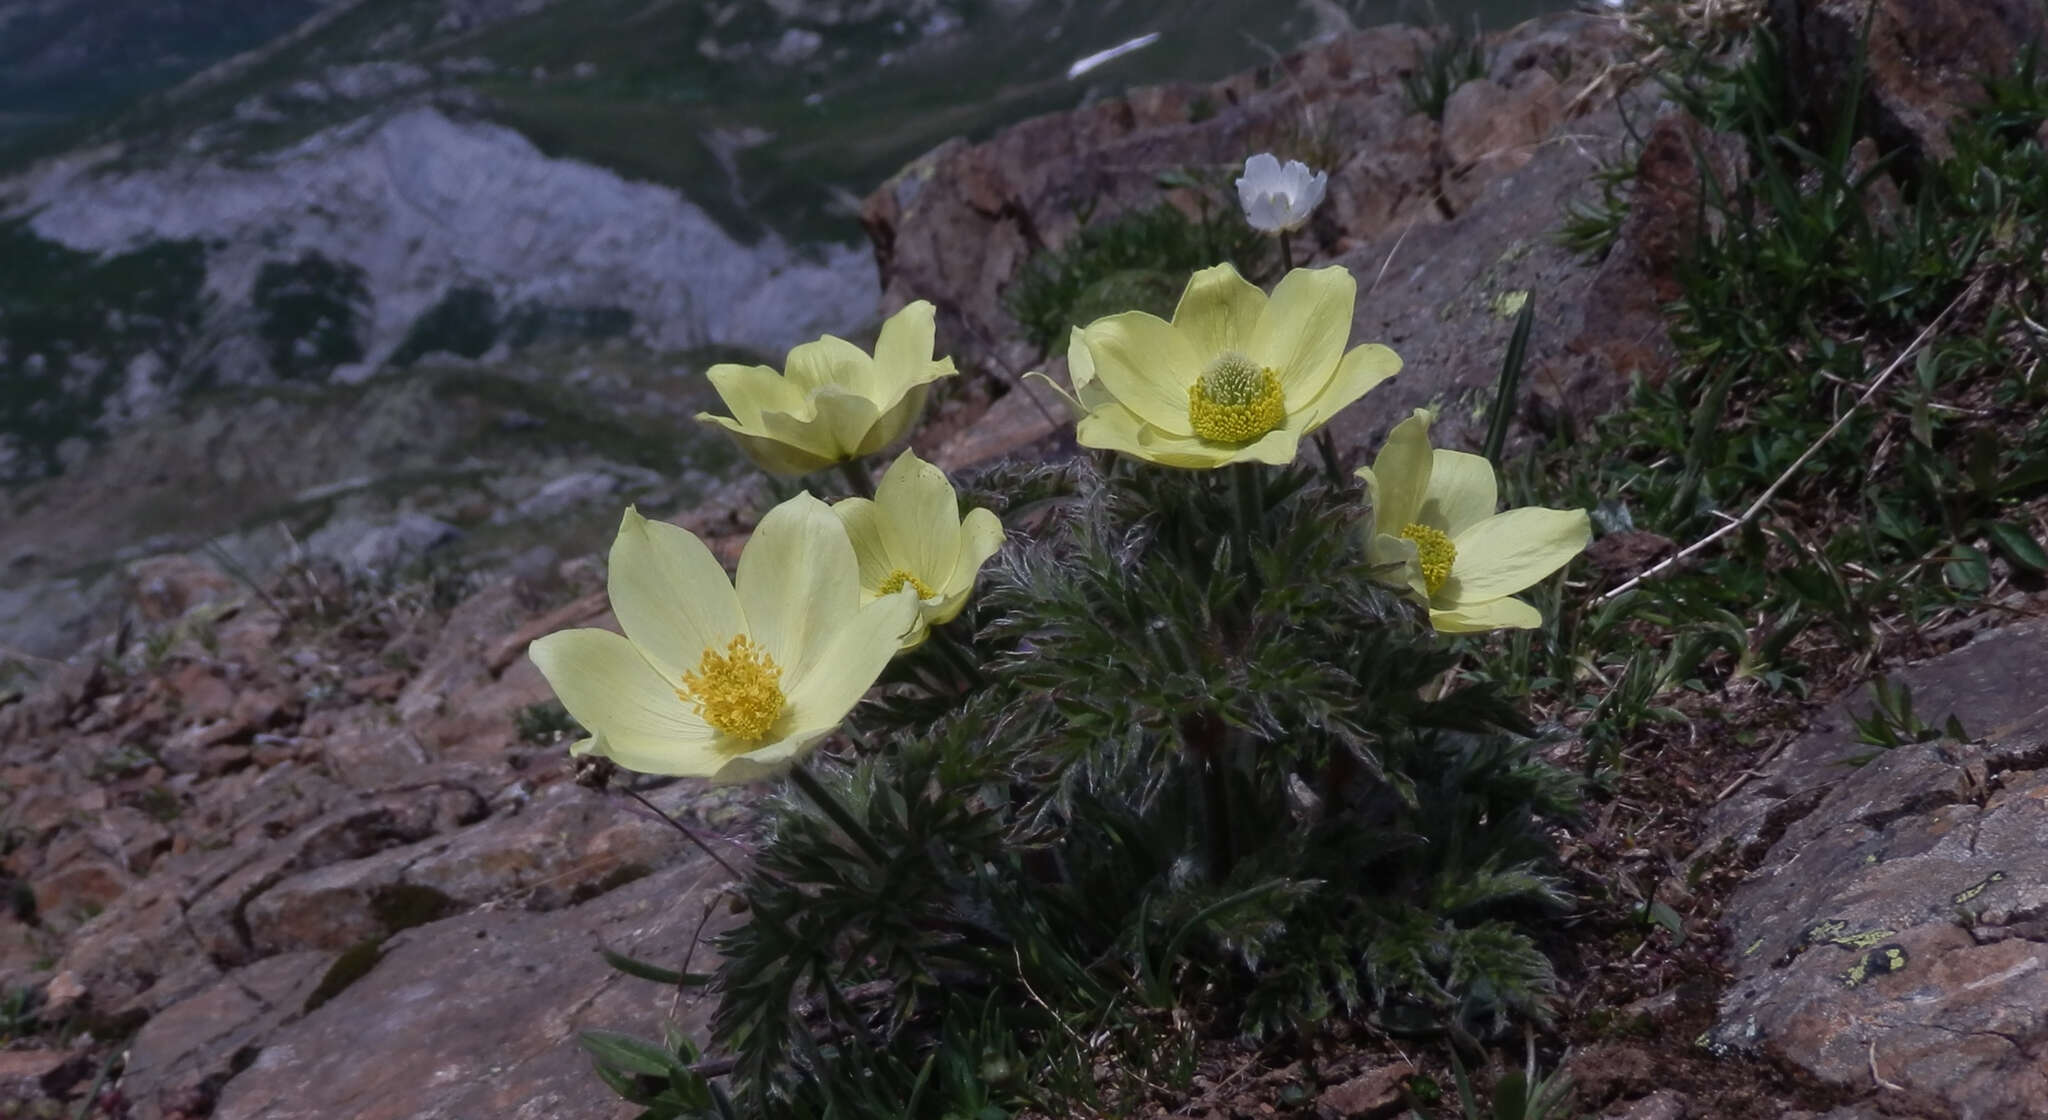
[121,951,335,1120]
[1701,618,2048,1119]
[0,551,748,1115]
[1774,0,2048,160]
[1522,107,1748,433]
[1315,80,1665,463]
[211,856,737,1120]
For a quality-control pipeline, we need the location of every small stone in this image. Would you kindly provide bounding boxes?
[1315,1061,1414,1119]
[42,971,86,1017]
[1603,1090,1688,1120]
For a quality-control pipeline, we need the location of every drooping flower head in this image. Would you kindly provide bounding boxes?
[1356,409,1592,633]
[528,497,918,782]
[1063,262,1401,468]
[697,301,956,476]
[1235,153,1328,233]
[831,450,1006,649]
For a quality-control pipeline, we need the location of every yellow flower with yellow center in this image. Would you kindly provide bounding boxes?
[832,450,1006,650]
[1357,409,1592,633]
[528,497,919,781]
[1037,262,1401,469]
[696,301,957,477]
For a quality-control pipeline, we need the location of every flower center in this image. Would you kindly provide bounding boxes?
[676,635,784,744]
[1399,523,1456,597]
[1186,352,1286,444]
[877,568,935,599]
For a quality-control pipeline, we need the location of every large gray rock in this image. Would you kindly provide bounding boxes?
[7,107,878,372]
[305,512,463,577]
[1701,619,2048,1119]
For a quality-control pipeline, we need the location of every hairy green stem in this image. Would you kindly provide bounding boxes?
[1314,430,1345,488]
[620,787,744,880]
[1230,462,1264,583]
[837,457,877,499]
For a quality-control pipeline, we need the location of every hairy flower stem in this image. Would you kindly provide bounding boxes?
[837,457,877,499]
[1278,231,1294,274]
[1183,711,1238,881]
[1314,430,1344,488]
[787,764,892,865]
[618,787,744,880]
[1204,757,1237,882]
[1230,462,1265,585]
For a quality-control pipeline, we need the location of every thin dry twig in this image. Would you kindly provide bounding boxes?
[1598,280,1981,604]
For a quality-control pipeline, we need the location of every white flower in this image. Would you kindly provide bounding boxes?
[1234,153,1328,233]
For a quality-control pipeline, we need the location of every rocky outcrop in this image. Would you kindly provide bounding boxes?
[1774,0,2048,161]
[0,553,748,1117]
[209,858,734,1120]
[7,107,876,379]
[861,13,1632,386]
[860,12,1670,467]
[1700,619,2048,1119]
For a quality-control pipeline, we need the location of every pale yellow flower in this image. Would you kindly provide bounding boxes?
[1067,263,1401,468]
[528,497,917,782]
[1357,409,1590,633]
[697,301,956,476]
[831,450,1005,649]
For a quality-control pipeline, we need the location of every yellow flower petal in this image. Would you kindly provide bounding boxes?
[735,493,862,685]
[872,300,940,385]
[705,363,810,426]
[1429,596,1544,633]
[804,386,889,460]
[876,451,964,591]
[1297,341,1402,432]
[1248,266,1355,407]
[1442,507,1592,604]
[1420,450,1498,537]
[851,383,929,457]
[782,588,921,733]
[1366,531,1430,602]
[1149,421,1301,466]
[1061,326,1118,413]
[1082,311,1203,436]
[830,496,897,599]
[695,733,839,784]
[1358,409,1434,532]
[1078,403,1232,467]
[527,628,734,777]
[950,507,1006,601]
[697,413,841,475]
[1022,370,1086,420]
[607,507,745,684]
[1170,263,1267,360]
[784,335,878,398]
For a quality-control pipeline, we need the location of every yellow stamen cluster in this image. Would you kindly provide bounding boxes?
[1399,523,1456,596]
[1187,351,1285,444]
[877,568,936,599]
[677,635,784,745]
